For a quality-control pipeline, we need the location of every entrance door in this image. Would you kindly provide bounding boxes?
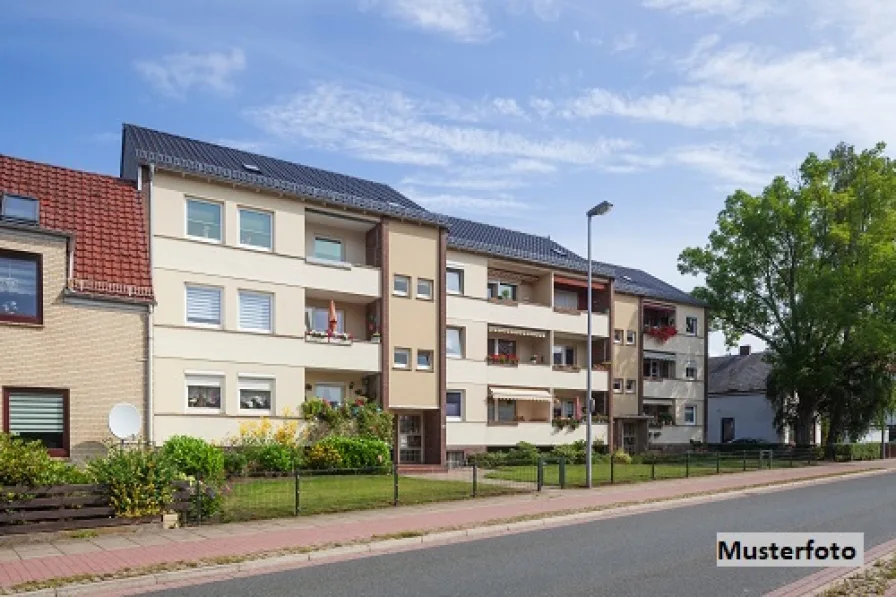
[398,415,423,464]
[622,422,637,453]
[721,417,735,443]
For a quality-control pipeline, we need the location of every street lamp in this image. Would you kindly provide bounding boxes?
[586,201,613,489]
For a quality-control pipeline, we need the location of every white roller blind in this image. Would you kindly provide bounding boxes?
[186,286,222,325]
[8,392,64,433]
[239,291,272,331]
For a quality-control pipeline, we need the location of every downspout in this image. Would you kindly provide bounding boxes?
[145,165,156,445]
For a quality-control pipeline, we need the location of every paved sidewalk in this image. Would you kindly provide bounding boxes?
[0,460,892,592]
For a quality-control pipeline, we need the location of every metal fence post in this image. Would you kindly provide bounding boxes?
[610,452,615,484]
[651,456,656,481]
[559,457,566,489]
[392,459,399,506]
[294,461,301,516]
[472,461,478,498]
[195,475,203,526]
[768,451,773,470]
[742,450,747,472]
[716,451,721,474]
[537,458,544,491]
[685,452,690,478]
[790,450,794,468]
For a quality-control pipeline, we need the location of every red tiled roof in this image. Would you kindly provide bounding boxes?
[0,155,153,302]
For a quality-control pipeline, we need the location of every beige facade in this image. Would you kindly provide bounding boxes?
[0,228,148,461]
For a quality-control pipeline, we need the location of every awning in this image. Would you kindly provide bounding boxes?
[489,387,553,402]
[644,351,676,361]
[643,398,675,406]
[554,275,606,291]
[488,326,547,338]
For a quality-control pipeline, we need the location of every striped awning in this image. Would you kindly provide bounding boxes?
[644,350,676,361]
[490,387,553,402]
[488,326,546,338]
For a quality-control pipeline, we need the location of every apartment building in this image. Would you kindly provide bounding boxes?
[120,125,448,466]
[0,156,153,460]
[441,217,613,463]
[605,263,708,452]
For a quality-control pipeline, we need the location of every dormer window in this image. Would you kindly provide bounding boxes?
[242,163,261,174]
[1,194,39,224]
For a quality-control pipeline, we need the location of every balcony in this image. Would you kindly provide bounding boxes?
[302,208,381,298]
[642,326,704,354]
[299,337,381,372]
[643,378,703,400]
[447,295,609,338]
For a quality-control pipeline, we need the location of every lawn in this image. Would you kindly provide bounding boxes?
[217,474,519,523]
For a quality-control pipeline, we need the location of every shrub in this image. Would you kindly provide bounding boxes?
[309,436,390,469]
[550,443,583,464]
[255,443,296,472]
[223,448,250,477]
[825,443,880,461]
[467,451,507,469]
[160,436,224,483]
[506,441,540,464]
[87,447,175,517]
[305,443,344,470]
[0,434,87,486]
[355,404,394,444]
[611,448,632,464]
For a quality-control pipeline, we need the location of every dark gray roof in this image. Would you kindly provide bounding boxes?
[708,352,771,394]
[442,215,591,273]
[592,261,708,307]
[120,124,443,226]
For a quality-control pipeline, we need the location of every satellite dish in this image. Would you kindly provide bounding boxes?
[109,403,142,440]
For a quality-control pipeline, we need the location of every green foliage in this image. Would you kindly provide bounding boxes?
[307,436,390,470]
[160,436,224,482]
[0,434,87,486]
[305,443,344,470]
[549,443,583,464]
[466,451,507,469]
[302,398,393,444]
[826,443,881,461]
[256,443,296,472]
[506,441,540,464]
[87,446,175,517]
[223,448,249,477]
[611,449,632,464]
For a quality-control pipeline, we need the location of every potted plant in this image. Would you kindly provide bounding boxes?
[370,332,381,343]
[553,417,566,429]
[501,288,512,300]
[530,355,538,365]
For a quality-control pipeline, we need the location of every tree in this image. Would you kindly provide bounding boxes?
[679,142,896,445]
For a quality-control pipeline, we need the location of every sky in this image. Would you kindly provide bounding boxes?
[3,0,895,356]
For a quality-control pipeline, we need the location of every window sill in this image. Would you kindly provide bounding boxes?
[186,408,224,415]
[0,319,44,328]
[185,235,224,245]
[186,322,224,330]
[238,409,273,417]
[447,417,463,423]
[238,243,273,253]
[416,296,434,301]
[306,256,352,270]
[393,365,410,371]
[415,367,434,372]
[239,328,274,335]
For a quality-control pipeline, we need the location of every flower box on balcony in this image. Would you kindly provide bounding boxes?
[644,325,678,343]
[486,354,519,366]
[591,363,610,371]
[305,330,353,345]
[552,364,582,373]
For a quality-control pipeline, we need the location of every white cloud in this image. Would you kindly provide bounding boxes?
[365,0,492,42]
[668,144,772,189]
[509,159,557,173]
[402,188,532,212]
[528,97,555,118]
[491,97,525,117]
[642,0,773,22]
[399,174,525,191]
[612,32,639,53]
[135,48,245,98]
[215,138,267,153]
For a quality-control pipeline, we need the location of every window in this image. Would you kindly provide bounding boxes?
[722,417,736,443]
[1,194,39,223]
[488,281,517,301]
[625,379,636,394]
[417,350,433,370]
[186,199,222,241]
[613,329,623,344]
[643,358,675,379]
[686,316,699,336]
[314,383,344,405]
[305,307,345,333]
[446,327,464,358]
[239,377,273,412]
[553,345,576,366]
[417,278,433,300]
[239,291,273,332]
[446,268,464,294]
[313,237,343,261]
[394,347,410,369]
[446,391,463,421]
[489,399,517,422]
[613,378,623,393]
[685,363,698,380]
[3,389,68,456]
[186,375,222,410]
[488,338,517,356]
[0,250,41,324]
[239,208,272,250]
[186,285,222,326]
[554,289,579,310]
[684,405,697,425]
[626,330,637,345]
[393,274,410,296]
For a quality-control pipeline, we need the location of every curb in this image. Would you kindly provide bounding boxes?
[11,467,891,596]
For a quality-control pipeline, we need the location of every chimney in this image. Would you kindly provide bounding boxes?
[739,345,751,356]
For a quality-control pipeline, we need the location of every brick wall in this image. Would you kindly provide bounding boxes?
[0,229,147,461]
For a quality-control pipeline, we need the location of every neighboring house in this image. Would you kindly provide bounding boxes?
[707,347,780,444]
[604,263,708,452]
[440,217,613,464]
[120,125,448,466]
[0,155,153,460]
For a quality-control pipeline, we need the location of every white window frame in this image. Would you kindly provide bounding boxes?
[684,405,697,425]
[446,327,464,359]
[446,268,464,295]
[185,284,223,328]
[417,349,433,370]
[185,374,224,412]
[416,278,434,300]
[685,363,698,380]
[238,376,274,414]
[313,382,345,405]
[446,390,464,421]
[553,344,576,366]
[625,379,636,394]
[238,290,273,333]
[185,198,223,243]
[613,329,623,344]
[685,316,698,336]
[612,378,623,393]
[238,207,273,251]
[393,274,410,297]
[305,306,345,333]
[626,330,637,345]
[312,236,344,262]
[394,347,411,369]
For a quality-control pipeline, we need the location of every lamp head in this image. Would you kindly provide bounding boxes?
[587,201,613,218]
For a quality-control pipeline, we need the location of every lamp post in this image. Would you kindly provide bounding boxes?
[585,201,613,489]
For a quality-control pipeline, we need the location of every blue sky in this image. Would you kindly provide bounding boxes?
[3,0,894,355]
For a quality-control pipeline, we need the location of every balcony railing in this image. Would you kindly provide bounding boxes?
[305,330,354,345]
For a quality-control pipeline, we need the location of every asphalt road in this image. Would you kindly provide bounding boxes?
[146,472,896,597]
